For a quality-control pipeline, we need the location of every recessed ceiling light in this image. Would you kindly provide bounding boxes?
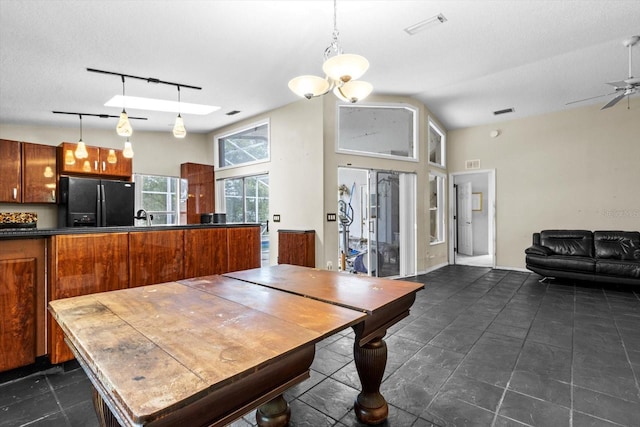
[105,95,219,115]
[404,13,447,36]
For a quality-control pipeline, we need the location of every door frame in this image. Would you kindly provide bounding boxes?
[448,169,496,267]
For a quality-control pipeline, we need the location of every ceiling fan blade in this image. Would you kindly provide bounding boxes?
[606,80,628,88]
[601,92,626,109]
[566,92,617,105]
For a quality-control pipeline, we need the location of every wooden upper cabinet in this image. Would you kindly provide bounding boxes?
[22,142,57,203]
[58,142,131,179]
[181,163,215,224]
[227,226,261,272]
[100,147,132,177]
[0,139,22,202]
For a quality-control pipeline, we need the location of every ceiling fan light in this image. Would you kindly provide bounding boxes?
[288,75,330,99]
[173,114,187,138]
[123,139,134,158]
[116,111,133,137]
[334,80,373,103]
[323,54,369,82]
[75,140,88,159]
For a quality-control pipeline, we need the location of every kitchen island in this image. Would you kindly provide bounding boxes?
[0,223,261,370]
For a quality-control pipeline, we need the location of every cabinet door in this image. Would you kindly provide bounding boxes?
[180,163,215,224]
[278,230,315,268]
[184,228,228,277]
[22,142,57,203]
[58,142,101,175]
[0,258,36,371]
[48,233,129,364]
[227,226,261,272]
[0,139,22,202]
[129,230,185,287]
[99,148,132,178]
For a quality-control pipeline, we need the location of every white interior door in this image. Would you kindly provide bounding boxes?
[458,182,473,255]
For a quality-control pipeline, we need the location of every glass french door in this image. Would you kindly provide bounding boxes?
[338,168,416,278]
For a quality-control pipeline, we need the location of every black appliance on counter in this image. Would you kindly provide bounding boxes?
[58,176,135,227]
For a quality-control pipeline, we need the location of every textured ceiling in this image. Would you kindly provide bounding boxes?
[1,0,639,134]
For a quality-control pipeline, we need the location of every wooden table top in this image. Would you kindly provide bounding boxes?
[225,264,424,315]
[48,276,366,426]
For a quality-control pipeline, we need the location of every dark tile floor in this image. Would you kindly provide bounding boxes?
[2,265,640,426]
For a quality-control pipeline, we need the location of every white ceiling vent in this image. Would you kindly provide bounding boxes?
[465,159,481,170]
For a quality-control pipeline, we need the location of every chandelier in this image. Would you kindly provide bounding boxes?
[288,0,372,103]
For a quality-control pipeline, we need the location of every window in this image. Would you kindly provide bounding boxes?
[429,173,445,244]
[337,104,417,161]
[133,174,181,225]
[216,121,269,169]
[428,119,446,168]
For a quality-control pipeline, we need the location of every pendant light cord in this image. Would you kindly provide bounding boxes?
[121,75,126,113]
[79,114,83,141]
[177,85,182,117]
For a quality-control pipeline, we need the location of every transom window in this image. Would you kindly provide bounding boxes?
[428,119,446,168]
[216,121,269,169]
[337,104,417,161]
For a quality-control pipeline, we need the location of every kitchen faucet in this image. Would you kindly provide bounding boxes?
[134,209,153,226]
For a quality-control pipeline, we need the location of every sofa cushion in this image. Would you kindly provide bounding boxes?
[540,230,593,257]
[594,231,640,261]
[596,259,640,279]
[526,254,595,273]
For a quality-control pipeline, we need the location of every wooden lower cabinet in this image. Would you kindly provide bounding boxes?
[0,239,45,372]
[129,230,185,287]
[278,230,315,268]
[184,228,228,277]
[48,233,129,364]
[227,226,261,272]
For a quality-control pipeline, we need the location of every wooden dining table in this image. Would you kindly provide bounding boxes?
[48,264,423,427]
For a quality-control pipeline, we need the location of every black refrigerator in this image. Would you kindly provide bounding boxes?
[58,176,135,227]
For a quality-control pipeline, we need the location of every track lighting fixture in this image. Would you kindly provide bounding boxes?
[288,0,372,103]
[87,68,210,138]
[53,111,147,159]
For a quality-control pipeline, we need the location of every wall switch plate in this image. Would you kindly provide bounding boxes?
[327,213,337,221]
[273,214,281,222]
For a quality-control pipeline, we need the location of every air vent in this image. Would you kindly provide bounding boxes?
[493,108,514,116]
[225,110,241,116]
[465,159,481,170]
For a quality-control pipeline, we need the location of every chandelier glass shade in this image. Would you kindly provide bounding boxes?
[116,76,133,137]
[288,0,372,103]
[173,114,187,138]
[74,114,89,159]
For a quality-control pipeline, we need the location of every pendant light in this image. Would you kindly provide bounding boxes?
[173,85,187,138]
[116,76,133,137]
[75,114,89,159]
[123,138,134,158]
[288,0,372,103]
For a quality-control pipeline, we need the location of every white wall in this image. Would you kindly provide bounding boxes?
[448,97,640,269]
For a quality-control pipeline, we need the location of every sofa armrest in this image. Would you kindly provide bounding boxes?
[634,249,640,261]
[525,245,554,256]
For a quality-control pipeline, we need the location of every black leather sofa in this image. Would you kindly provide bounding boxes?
[525,230,640,285]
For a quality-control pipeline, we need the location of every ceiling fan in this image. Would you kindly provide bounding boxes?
[568,35,639,110]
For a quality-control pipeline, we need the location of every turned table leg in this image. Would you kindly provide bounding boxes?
[256,394,291,427]
[353,334,388,424]
[92,387,120,427]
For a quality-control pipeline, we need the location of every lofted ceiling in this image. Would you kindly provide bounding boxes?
[1,0,639,135]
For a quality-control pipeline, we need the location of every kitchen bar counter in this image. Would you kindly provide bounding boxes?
[0,222,259,239]
[1,223,263,371]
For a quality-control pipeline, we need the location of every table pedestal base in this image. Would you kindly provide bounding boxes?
[353,336,388,424]
[256,394,291,427]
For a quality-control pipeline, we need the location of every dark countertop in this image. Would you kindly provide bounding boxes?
[0,223,261,240]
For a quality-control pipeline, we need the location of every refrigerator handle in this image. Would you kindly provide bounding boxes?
[98,184,107,227]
